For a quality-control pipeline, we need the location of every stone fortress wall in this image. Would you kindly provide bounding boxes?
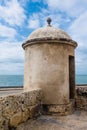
[0,89,42,130]
[0,86,87,130]
[75,87,87,110]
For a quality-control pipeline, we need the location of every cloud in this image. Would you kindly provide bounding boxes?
[0,41,24,75]
[0,63,24,75]
[45,0,87,17]
[0,0,26,26]
[68,11,87,51]
[0,0,25,74]
[0,23,17,39]
[0,42,24,63]
[28,14,40,29]
[28,10,65,30]
[67,11,87,74]
[0,0,87,75]
[19,0,29,6]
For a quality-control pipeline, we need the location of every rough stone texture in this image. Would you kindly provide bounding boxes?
[0,89,42,129]
[43,101,74,116]
[16,111,87,130]
[0,117,8,130]
[1,87,87,129]
[27,26,71,41]
[75,87,87,111]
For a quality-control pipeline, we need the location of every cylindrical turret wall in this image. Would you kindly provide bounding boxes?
[23,41,76,105]
[22,18,77,115]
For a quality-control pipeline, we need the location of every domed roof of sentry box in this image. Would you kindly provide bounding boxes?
[28,18,71,40]
[22,18,77,49]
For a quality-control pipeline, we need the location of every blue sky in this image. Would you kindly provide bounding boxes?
[0,0,87,75]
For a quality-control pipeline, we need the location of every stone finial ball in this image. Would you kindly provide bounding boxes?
[47,17,52,26]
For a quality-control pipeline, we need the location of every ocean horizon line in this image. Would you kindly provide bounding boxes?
[0,74,87,76]
[0,75,87,87]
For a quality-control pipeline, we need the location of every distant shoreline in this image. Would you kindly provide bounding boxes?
[0,84,87,88]
[76,84,87,86]
[0,86,23,88]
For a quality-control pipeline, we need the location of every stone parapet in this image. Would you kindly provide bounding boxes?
[0,89,42,130]
[75,87,87,110]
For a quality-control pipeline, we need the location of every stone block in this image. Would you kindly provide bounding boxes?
[43,102,73,116]
[22,108,29,122]
[0,117,9,130]
[10,111,22,127]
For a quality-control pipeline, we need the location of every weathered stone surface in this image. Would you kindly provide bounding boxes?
[75,87,87,110]
[0,89,42,129]
[26,26,71,41]
[16,111,87,130]
[76,87,87,96]
[43,101,74,115]
[23,43,76,106]
[22,108,29,122]
[29,104,41,118]
[0,117,9,130]
[10,111,22,127]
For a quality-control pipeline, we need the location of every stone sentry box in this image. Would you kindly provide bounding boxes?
[22,18,77,115]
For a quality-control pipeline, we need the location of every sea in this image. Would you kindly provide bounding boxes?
[0,75,87,88]
[0,75,23,88]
